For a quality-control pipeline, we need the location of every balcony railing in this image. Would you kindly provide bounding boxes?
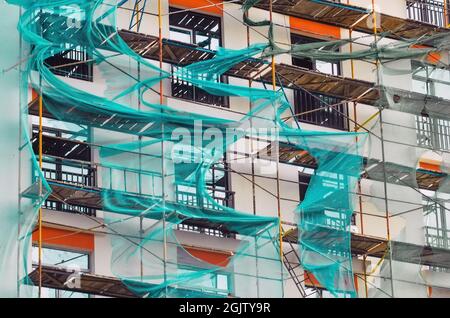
[425,227,450,248]
[294,89,349,131]
[407,0,450,27]
[43,199,96,216]
[177,223,234,238]
[176,184,235,211]
[36,154,165,216]
[37,157,97,215]
[44,46,94,82]
[425,226,450,248]
[171,66,229,107]
[42,166,96,188]
[416,115,450,151]
[302,211,353,231]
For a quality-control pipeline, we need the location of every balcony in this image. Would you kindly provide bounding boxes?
[294,89,349,131]
[171,65,229,107]
[176,183,235,212]
[416,115,450,151]
[407,0,450,27]
[44,45,93,82]
[425,226,450,249]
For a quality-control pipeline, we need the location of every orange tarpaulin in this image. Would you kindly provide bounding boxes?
[32,226,94,251]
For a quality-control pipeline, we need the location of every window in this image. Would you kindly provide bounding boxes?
[299,171,312,201]
[416,114,450,151]
[291,34,341,76]
[175,156,235,238]
[177,264,232,296]
[299,171,354,229]
[171,65,229,106]
[43,44,93,82]
[294,90,349,130]
[175,157,234,211]
[32,122,96,216]
[169,7,228,107]
[32,245,91,298]
[407,0,450,27]
[291,34,348,130]
[169,7,221,51]
[32,246,90,271]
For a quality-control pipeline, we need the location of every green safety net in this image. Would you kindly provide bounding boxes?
[3,0,450,298]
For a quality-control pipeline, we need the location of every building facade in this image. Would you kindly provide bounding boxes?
[1,0,450,298]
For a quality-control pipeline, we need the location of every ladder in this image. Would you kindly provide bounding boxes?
[282,237,322,298]
[129,0,148,32]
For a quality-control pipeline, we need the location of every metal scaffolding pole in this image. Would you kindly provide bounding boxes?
[371,0,395,298]
[244,9,261,297]
[348,21,369,297]
[269,0,285,297]
[157,0,168,297]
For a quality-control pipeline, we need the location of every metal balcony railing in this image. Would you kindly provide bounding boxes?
[42,199,96,216]
[416,115,450,151]
[425,226,450,248]
[44,46,93,82]
[407,0,450,27]
[294,89,349,131]
[36,154,165,216]
[302,211,353,231]
[177,223,234,238]
[38,157,164,195]
[175,184,235,211]
[171,65,229,107]
[42,166,96,188]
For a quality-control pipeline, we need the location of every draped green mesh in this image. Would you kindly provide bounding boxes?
[3,0,450,298]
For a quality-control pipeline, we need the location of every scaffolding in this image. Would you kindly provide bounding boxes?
[2,0,450,298]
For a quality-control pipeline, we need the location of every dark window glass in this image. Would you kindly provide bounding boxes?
[32,246,91,298]
[169,7,228,107]
[44,45,94,82]
[33,124,96,216]
[291,34,340,76]
[291,34,347,130]
[294,90,349,131]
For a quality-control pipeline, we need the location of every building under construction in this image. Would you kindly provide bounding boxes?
[1,0,450,298]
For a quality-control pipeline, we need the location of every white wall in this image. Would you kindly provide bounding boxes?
[0,2,23,298]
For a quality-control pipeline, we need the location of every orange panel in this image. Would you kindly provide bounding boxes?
[290,16,341,39]
[304,271,359,293]
[184,247,231,267]
[31,88,38,100]
[412,44,442,64]
[354,273,358,292]
[169,0,223,15]
[419,161,442,173]
[304,270,322,288]
[32,226,94,251]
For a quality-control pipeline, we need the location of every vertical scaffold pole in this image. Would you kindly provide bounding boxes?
[135,3,144,282]
[157,0,168,297]
[444,0,449,28]
[37,6,44,297]
[349,25,369,298]
[38,73,43,298]
[371,0,395,298]
[245,10,261,297]
[269,0,283,264]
